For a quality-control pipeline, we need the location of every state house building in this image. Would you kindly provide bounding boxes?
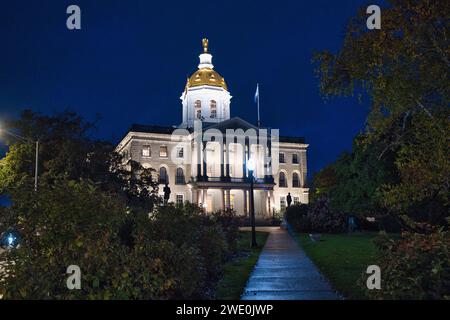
[116,39,309,219]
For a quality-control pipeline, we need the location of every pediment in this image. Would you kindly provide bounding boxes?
[203,117,259,132]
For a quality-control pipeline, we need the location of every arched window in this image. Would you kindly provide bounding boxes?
[210,100,217,118]
[292,172,300,187]
[195,100,202,119]
[159,167,168,184]
[175,168,185,185]
[279,172,287,187]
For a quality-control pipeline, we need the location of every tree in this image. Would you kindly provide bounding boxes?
[314,0,449,230]
[310,163,338,203]
[0,110,240,299]
[0,178,206,299]
[0,109,159,212]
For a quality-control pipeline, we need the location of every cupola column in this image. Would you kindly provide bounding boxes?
[202,141,208,180]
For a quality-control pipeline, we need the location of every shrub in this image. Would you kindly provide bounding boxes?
[308,197,346,233]
[211,209,242,254]
[365,230,450,300]
[285,204,310,232]
[140,204,239,297]
[0,180,239,299]
[286,197,346,233]
[0,179,129,299]
[354,214,402,233]
[197,220,228,287]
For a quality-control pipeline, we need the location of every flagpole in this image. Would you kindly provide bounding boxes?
[257,83,261,127]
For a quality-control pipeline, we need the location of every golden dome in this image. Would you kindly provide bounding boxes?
[187,68,228,90]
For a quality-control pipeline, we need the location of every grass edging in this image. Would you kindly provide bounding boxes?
[215,231,269,300]
[287,224,379,300]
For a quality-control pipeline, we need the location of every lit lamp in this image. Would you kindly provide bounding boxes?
[2,230,19,249]
[247,158,257,248]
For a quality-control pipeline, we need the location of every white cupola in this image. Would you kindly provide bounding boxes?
[179,38,232,128]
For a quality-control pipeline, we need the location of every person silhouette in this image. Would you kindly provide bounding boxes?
[163,183,171,206]
[286,192,292,208]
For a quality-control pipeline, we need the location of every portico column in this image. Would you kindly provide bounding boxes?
[226,190,231,209]
[242,140,248,179]
[243,189,248,216]
[221,189,225,211]
[220,139,225,178]
[197,188,201,206]
[192,189,197,204]
[266,139,272,178]
[202,141,208,180]
[196,141,202,179]
[202,188,207,210]
[269,190,274,215]
[225,143,231,178]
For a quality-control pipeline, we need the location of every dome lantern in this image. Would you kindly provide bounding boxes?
[180,39,232,128]
[185,39,228,90]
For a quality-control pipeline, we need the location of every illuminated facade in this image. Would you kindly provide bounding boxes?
[116,40,309,218]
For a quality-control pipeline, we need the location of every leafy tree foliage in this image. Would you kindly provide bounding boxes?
[0,110,240,299]
[0,110,159,211]
[0,179,232,299]
[313,0,449,230]
[311,135,398,217]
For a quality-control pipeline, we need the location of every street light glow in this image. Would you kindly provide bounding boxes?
[3,232,18,248]
[7,234,14,246]
[247,158,255,172]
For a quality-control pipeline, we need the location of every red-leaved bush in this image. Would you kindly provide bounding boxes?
[366,230,450,300]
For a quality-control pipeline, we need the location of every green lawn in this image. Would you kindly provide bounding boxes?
[215,231,269,300]
[293,232,379,299]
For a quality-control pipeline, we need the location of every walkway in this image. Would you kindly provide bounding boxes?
[241,226,339,300]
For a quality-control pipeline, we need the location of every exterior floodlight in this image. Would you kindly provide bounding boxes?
[247,158,255,172]
[247,157,257,248]
[2,231,19,249]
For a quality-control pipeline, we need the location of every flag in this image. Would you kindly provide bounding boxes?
[255,83,261,127]
[254,83,259,103]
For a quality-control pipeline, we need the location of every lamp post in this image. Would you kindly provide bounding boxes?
[247,158,257,248]
[0,127,39,192]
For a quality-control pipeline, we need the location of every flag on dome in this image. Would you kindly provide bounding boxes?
[254,83,259,103]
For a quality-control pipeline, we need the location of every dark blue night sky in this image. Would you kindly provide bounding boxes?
[0,0,375,176]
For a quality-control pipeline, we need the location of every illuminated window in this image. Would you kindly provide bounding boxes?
[195,100,202,119]
[142,145,151,157]
[159,146,168,158]
[176,194,184,206]
[280,197,286,211]
[210,100,217,118]
[230,194,235,210]
[293,172,300,187]
[279,172,287,187]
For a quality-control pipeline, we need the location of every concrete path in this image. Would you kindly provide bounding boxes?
[241,227,339,300]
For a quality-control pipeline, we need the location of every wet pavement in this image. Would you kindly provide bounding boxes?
[241,227,339,300]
